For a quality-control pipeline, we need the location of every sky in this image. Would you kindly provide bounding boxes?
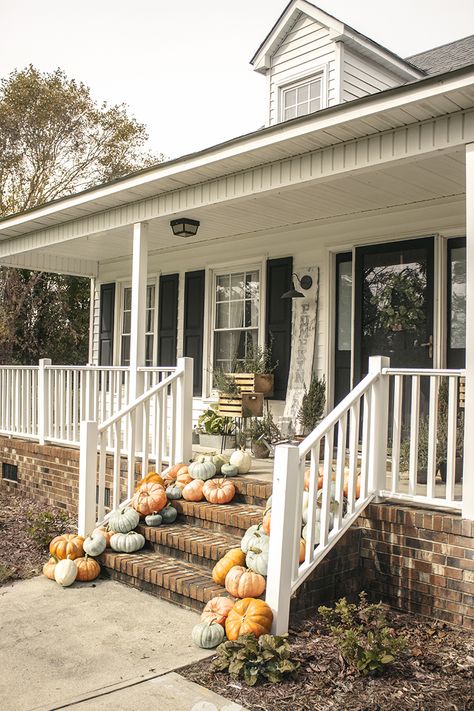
[1,0,473,160]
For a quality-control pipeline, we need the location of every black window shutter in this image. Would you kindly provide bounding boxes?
[266,257,293,400]
[158,274,179,366]
[99,283,115,366]
[184,270,205,396]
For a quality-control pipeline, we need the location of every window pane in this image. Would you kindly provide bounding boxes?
[297,103,309,117]
[121,335,130,366]
[146,285,155,308]
[450,246,466,349]
[215,331,233,360]
[310,80,320,99]
[284,88,296,106]
[309,98,321,113]
[146,308,154,333]
[230,301,245,328]
[123,288,132,310]
[284,106,296,120]
[145,335,154,366]
[122,310,131,335]
[297,84,309,101]
[245,271,259,299]
[337,260,352,351]
[216,302,229,329]
[216,275,230,301]
[230,273,244,299]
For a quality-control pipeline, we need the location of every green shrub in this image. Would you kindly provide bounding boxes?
[27,509,71,548]
[212,633,300,686]
[318,592,406,675]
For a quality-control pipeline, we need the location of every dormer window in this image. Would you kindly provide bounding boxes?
[281,74,324,121]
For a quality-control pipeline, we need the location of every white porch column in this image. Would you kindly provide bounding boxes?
[463,144,474,520]
[129,222,148,403]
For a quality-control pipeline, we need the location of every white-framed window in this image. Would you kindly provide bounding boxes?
[120,284,156,366]
[281,73,324,121]
[212,267,261,373]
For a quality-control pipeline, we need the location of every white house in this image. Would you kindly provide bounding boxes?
[1,1,474,631]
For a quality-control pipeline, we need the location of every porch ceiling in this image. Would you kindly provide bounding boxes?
[21,148,466,269]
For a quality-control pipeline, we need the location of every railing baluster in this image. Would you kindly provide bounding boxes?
[359,390,371,501]
[446,376,458,503]
[347,399,360,514]
[334,414,347,531]
[304,441,319,565]
[97,434,107,522]
[113,421,121,509]
[391,374,403,494]
[408,375,420,496]
[127,410,136,499]
[142,400,150,476]
[169,379,177,465]
[320,429,334,547]
[427,375,439,500]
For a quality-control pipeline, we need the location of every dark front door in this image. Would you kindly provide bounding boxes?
[354,237,435,381]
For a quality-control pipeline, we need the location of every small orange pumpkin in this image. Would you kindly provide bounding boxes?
[176,466,192,488]
[225,597,273,640]
[203,478,235,505]
[162,462,186,486]
[74,555,101,582]
[182,479,204,502]
[225,565,266,599]
[343,473,361,499]
[299,538,306,563]
[93,526,114,547]
[212,548,246,586]
[42,556,57,580]
[262,510,271,535]
[49,534,84,561]
[135,471,164,491]
[304,465,329,492]
[131,481,167,516]
[201,596,234,627]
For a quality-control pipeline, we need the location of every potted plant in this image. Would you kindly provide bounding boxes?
[230,342,278,397]
[196,405,235,451]
[246,409,281,459]
[297,374,326,437]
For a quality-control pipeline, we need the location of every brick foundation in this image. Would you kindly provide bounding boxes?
[1,436,473,626]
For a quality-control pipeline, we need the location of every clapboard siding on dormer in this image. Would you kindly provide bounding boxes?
[343,48,403,102]
[268,12,337,125]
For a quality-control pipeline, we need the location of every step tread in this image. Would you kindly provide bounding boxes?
[101,549,228,605]
[172,499,265,525]
[137,522,242,561]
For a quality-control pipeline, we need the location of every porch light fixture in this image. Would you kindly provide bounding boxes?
[281,273,313,299]
[170,217,200,238]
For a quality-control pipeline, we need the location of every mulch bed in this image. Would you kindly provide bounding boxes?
[180,610,474,711]
[0,491,74,584]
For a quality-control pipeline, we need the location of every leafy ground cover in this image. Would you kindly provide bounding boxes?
[0,491,74,584]
[181,608,474,710]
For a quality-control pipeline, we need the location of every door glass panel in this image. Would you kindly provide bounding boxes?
[337,261,352,351]
[449,246,466,350]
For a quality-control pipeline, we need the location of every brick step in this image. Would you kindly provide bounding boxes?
[100,549,228,613]
[137,523,241,569]
[227,477,272,507]
[171,499,265,536]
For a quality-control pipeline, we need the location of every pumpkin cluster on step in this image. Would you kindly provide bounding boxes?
[192,595,273,649]
[43,532,103,587]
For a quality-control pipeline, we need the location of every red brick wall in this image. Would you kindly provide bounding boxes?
[358,503,474,629]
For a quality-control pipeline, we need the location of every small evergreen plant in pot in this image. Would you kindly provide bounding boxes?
[297,373,326,436]
[246,409,281,458]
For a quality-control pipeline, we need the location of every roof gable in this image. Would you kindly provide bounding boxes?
[251,0,423,80]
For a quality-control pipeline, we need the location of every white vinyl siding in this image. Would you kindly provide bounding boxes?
[342,48,403,102]
[268,12,337,125]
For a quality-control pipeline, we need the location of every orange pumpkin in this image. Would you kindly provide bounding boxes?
[299,538,306,563]
[201,596,234,627]
[225,597,273,640]
[42,556,57,580]
[212,548,246,586]
[162,462,185,486]
[176,467,192,488]
[262,510,271,535]
[203,478,235,505]
[182,479,204,502]
[225,566,266,599]
[74,555,100,582]
[49,534,84,561]
[304,465,330,492]
[131,481,167,516]
[93,526,114,547]
[343,473,361,499]
[135,471,164,491]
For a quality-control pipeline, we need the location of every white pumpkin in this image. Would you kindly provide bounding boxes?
[230,449,251,474]
[189,460,216,481]
[241,524,269,554]
[110,531,145,553]
[83,531,106,557]
[54,557,77,587]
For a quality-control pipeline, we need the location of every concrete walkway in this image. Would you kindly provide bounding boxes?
[0,577,245,711]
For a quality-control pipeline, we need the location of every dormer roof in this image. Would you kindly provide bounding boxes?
[251,0,424,81]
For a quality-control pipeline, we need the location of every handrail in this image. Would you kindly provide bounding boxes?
[98,368,181,433]
[44,365,130,371]
[298,371,379,458]
[0,365,39,370]
[383,367,465,376]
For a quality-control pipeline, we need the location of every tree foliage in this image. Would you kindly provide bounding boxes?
[0,66,157,364]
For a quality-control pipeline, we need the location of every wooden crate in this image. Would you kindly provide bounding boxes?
[217,392,264,418]
[228,373,274,398]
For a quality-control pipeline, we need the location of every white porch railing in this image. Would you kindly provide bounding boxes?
[77,357,193,536]
[0,361,175,447]
[265,357,466,634]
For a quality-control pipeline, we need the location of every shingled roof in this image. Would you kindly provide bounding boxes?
[407,35,474,75]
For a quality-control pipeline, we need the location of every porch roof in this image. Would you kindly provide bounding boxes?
[0,64,473,277]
